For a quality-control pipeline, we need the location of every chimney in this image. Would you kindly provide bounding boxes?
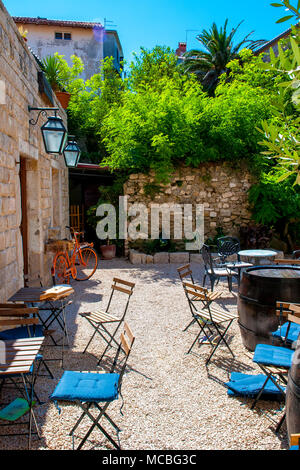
[175,42,187,57]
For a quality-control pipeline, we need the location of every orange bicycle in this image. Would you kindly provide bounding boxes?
[52,226,98,284]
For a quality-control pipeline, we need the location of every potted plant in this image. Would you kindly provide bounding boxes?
[40,53,83,109]
[100,236,116,260]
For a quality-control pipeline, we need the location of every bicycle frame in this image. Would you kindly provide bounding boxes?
[54,228,94,281]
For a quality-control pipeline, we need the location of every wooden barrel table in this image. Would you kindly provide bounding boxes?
[238,265,300,351]
[286,339,300,440]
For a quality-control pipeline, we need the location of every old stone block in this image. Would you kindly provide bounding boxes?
[153,252,169,264]
[146,254,153,264]
[129,249,142,264]
[140,253,147,264]
[169,252,189,264]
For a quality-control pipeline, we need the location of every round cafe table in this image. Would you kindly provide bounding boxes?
[238,249,278,266]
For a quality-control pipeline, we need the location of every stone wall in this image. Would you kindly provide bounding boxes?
[124,162,254,256]
[0,1,69,302]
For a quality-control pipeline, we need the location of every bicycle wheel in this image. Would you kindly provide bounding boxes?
[74,247,98,281]
[53,253,70,284]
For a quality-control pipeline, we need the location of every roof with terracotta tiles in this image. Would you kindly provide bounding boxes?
[13,17,104,29]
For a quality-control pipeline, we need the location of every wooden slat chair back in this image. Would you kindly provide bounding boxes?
[177,265,201,332]
[274,258,300,266]
[177,265,223,332]
[183,282,223,303]
[177,264,194,283]
[112,322,136,379]
[276,300,300,319]
[287,304,300,326]
[275,302,300,344]
[0,305,49,407]
[0,305,39,332]
[80,278,135,365]
[181,281,237,363]
[291,434,300,449]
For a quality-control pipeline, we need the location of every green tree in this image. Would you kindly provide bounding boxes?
[249,170,300,249]
[257,1,300,185]
[67,56,125,162]
[101,74,206,182]
[101,50,276,181]
[181,19,266,93]
[128,45,179,91]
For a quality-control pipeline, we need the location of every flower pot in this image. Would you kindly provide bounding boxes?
[55,91,71,109]
[100,244,116,260]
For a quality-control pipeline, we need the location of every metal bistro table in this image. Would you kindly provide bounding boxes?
[238,249,278,266]
[0,336,44,449]
[8,286,74,364]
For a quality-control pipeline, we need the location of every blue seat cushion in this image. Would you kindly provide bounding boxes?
[50,371,120,403]
[272,322,300,344]
[0,325,44,340]
[253,344,294,368]
[226,372,285,398]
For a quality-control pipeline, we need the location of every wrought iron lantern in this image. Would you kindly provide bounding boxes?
[28,106,67,155]
[63,135,81,168]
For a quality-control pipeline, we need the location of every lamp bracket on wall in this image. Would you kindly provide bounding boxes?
[28,106,59,126]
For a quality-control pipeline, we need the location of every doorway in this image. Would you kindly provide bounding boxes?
[19,157,28,280]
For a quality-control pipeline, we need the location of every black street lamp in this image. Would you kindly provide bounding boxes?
[63,135,81,168]
[28,106,67,155]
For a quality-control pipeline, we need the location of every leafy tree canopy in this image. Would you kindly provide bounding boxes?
[181,19,266,93]
[100,47,282,182]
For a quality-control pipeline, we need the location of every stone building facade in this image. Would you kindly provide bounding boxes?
[124,162,254,257]
[0,1,69,302]
[13,17,124,80]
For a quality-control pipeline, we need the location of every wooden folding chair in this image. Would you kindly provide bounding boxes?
[0,304,53,380]
[250,304,300,429]
[290,434,300,450]
[80,278,135,365]
[274,258,300,266]
[182,282,237,364]
[0,314,45,423]
[271,301,300,347]
[50,323,135,450]
[177,264,201,332]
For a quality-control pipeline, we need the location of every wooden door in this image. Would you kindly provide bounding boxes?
[19,158,28,278]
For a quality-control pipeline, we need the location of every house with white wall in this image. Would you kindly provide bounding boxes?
[13,17,124,80]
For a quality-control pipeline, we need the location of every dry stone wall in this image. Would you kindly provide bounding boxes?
[124,162,254,261]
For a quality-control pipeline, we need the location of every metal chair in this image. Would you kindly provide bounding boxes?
[201,244,239,292]
[217,236,240,263]
[182,281,237,364]
[50,323,135,450]
[80,278,135,365]
[292,250,300,259]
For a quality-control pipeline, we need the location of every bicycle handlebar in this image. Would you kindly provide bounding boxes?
[66,226,85,237]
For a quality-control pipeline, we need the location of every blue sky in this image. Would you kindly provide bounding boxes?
[3,0,295,65]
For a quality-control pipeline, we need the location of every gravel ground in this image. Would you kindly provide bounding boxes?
[0,259,289,450]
